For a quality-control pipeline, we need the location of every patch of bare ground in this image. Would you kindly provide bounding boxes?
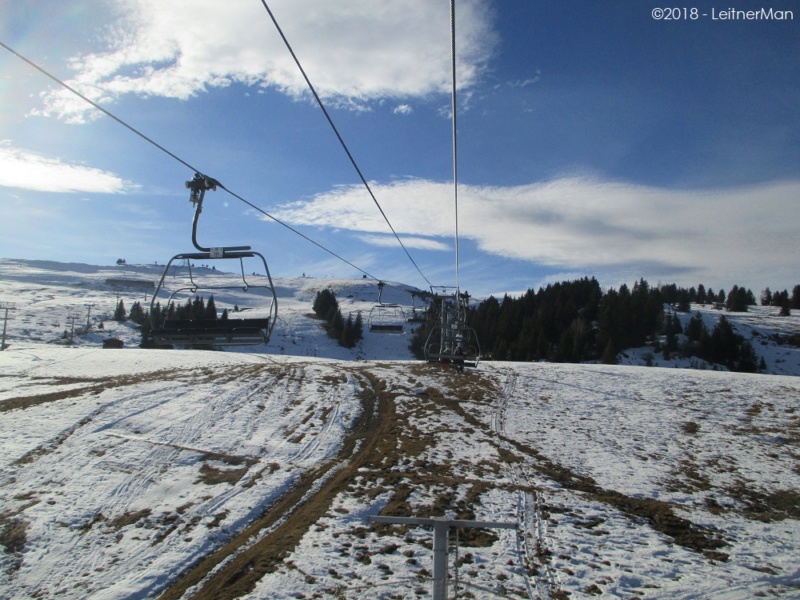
[0,513,28,572]
[725,483,800,522]
[0,370,180,413]
[440,370,729,561]
[108,509,153,531]
[196,453,259,487]
[0,514,29,554]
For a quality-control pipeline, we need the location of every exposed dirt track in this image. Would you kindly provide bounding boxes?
[157,368,391,600]
[159,362,737,599]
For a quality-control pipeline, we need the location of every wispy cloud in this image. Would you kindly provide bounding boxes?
[358,234,449,251]
[0,142,134,193]
[35,0,497,123]
[272,177,800,288]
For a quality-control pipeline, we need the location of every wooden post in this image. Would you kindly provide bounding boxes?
[0,302,15,350]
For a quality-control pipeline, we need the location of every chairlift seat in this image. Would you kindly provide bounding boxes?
[152,317,271,347]
[369,323,405,333]
[367,301,406,333]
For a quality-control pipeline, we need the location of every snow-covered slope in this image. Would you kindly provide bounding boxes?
[1,260,798,599]
[0,258,419,361]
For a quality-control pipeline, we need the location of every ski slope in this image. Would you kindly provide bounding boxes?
[1,259,798,599]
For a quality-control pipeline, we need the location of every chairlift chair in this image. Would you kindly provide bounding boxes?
[367,281,405,333]
[149,174,278,348]
[423,288,480,368]
[408,290,430,323]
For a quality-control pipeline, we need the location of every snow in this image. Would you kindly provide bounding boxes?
[1,259,798,599]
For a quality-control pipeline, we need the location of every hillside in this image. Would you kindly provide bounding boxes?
[1,259,799,599]
[0,258,420,361]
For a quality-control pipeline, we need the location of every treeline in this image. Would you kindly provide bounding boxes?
[312,289,363,349]
[115,295,229,345]
[115,295,230,325]
[658,283,800,314]
[761,286,800,316]
[663,313,761,372]
[466,277,797,371]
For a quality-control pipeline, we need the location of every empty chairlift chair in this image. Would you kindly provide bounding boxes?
[368,281,406,333]
[149,174,278,348]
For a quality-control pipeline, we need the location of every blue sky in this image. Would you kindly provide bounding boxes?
[1,0,798,298]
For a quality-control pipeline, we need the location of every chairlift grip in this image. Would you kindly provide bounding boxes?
[185,173,250,254]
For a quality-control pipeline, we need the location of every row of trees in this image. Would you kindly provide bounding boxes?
[116,296,229,346]
[115,296,230,325]
[312,289,363,349]
[659,283,800,315]
[464,277,796,371]
[762,286,800,316]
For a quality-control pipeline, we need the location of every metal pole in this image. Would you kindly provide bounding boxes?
[369,515,516,599]
[432,519,449,600]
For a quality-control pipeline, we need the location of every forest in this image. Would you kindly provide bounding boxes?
[413,278,800,373]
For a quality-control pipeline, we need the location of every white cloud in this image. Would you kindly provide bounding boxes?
[358,234,449,251]
[393,104,413,115]
[0,142,133,193]
[37,0,497,123]
[272,177,800,288]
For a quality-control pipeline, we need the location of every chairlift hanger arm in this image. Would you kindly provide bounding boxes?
[185,173,250,255]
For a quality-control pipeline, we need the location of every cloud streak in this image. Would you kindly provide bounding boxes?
[0,143,133,193]
[35,0,497,123]
[272,177,800,287]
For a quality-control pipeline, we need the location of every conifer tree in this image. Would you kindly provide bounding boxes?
[114,299,127,322]
[601,339,617,364]
[204,295,217,320]
[761,288,772,306]
[341,314,356,348]
[353,312,364,343]
[697,284,707,305]
[128,301,145,325]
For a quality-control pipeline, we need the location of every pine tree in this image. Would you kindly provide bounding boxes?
[697,284,707,305]
[341,314,356,348]
[128,301,145,325]
[601,339,617,364]
[192,296,205,319]
[114,299,127,321]
[761,288,773,306]
[313,289,338,319]
[204,295,217,320]
[353,312,364,343]
[736,341,759,373]
[775,290,791,316]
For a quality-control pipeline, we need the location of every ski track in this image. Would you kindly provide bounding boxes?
[1,259,798,599]
[0,357,365,599]
[491,365,555,600]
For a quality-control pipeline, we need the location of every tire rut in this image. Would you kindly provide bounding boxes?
[156,368,391,600]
